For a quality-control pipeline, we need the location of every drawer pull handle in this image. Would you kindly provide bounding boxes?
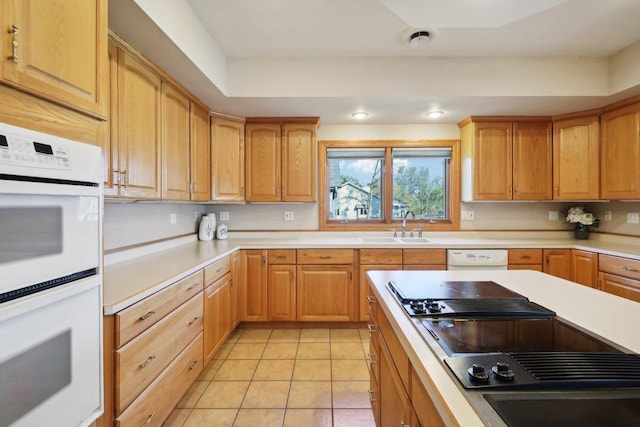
[367,295,377,304]
[189,360,199,370]
[189,316,200,325]
[187,283,200,291]
[139,355,156,369]
[367,324,376,334]
[139,311,156,321]
[622,266,639,272]
[276,255,286,259]
[319,255,331,259]
[367,353,376,364]
[215,267,224,273]
[368,390,376,402]
[141,413,155,427]
[521,255,531,259]
[400,421,410,427]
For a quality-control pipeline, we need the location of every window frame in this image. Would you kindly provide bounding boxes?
[319,139,460,231]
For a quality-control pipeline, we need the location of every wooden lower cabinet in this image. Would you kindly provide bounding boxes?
[378,335,417,427]
[296,265,354,321]
[116,333,203,427]
[543,249,572,280]
[241,250,268,321]
[598,254,640,302]
[572,249,598,288]
[229,251,242,328]
[508,249,543,271]
[402,249,447,270]
[203,274,231,364]
[411,368,446,427]
[268,264,296,321]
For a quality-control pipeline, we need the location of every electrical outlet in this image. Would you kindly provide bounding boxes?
[604,211,612,222]
[169,213,177,225]
[219,211,229,221]
[461,211,475,220]
[284,211,294,221]
[627,213,639,224]
[548,211,559,221]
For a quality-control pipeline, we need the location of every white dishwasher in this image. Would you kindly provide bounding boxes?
[447,249,508,270]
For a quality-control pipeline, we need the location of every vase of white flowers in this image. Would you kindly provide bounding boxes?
[565,206,599,240]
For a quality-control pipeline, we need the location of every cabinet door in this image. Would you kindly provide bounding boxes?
[190,103,211,201]
[245,123,281,201]
[572,250,598,288]
[204,275,231,363]
[513,122,552,200]
[268,265,296,321]
[104,39,119,197]
[359,265,400,322]
[552,117,599,200]
[241,250,268,321]
[229,251,242,328]
[161,82,190,200]
[296,265,354,321]
[281,123,317,201]
[472,122,513,200]
[1,0,108,117]
[117,49,161,199]
[601,103,640,199]
[543,249,572,280]
[411,368,446,427]
[378,336,415,427]
[211,118,245,201]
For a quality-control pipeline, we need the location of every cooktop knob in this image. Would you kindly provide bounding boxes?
[467,364,489,384]
[427,301,442,313]
[491,362,515,382]
[410,301,427,314]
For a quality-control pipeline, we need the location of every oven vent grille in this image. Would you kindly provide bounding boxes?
[444,299,555,316]
[510,353,640,387]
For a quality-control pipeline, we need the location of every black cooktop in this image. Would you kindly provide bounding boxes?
[388,280,525,302]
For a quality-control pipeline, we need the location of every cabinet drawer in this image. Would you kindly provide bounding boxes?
[205,256,231,284]
[599,254,640,281]
[360,249,402,265]
[599,272,640,303]
[115,294,203,413]
[508,249,543,264]
[268,249,296,264]
[115,270,203,347]
[116,332,203,427]
[297,249,354,264]
[402,249,446,265]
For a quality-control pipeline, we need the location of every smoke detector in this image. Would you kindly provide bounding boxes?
[403,28,437,47]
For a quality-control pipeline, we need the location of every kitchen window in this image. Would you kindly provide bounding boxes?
[319,140,460,231]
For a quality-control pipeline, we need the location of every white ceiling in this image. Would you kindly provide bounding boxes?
[109,0,640,124]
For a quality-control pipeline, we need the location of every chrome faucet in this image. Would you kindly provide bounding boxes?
[401,211,415,237]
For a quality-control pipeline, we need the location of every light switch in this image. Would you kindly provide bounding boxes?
[219,211,230,221]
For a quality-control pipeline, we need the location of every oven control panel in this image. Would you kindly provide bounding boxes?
[0,133,72,170]
[444,354,538,389]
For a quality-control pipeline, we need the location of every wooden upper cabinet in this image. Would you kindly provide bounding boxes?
[245,119,319,202]
[601,102,640,199]
[116,47,162,199]
[190,103,211,201]
[245,123,282,201]
[460,118,552,201]
[104,39,119,197]
[161,82,191,200]
[552,116,600,200]
[281,123,317,201]
[513,122,552,200]
[1,0,108,118]
[211,118,245,201]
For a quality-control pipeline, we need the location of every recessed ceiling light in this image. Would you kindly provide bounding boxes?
[425,110,444,119]
[352,111,369,120]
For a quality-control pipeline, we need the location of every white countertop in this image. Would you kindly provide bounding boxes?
[102,231,640,314]
[366,269,640,426]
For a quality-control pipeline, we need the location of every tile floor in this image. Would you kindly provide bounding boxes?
[163,328,375,427]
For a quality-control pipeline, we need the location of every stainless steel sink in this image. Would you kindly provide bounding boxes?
[399,237,432,243]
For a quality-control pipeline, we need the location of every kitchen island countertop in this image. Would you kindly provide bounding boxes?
[366,269,640,426]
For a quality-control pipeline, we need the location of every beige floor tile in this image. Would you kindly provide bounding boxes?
[333,409,375,427]
[287,381,332,409]
[182,409,238,427]
[214,359,259,381]
[262,342,299,359]
[283,409,333,427]
[299,328,330,342]
[331,342,366,360]
[358,328,370,340]
[237,328,272,342]
[163,408,191,427]
[213,342,235,360]
[332,360,370,380]
[292,359,332,380]
[199,359,224,381]
[330,329,362,342]
[332,381,372,409]
[226,328,243,343]
[297,342,331,359]
[196,381,250,408]
[233,409,285,427]
[253,359,295,380]
[177,380,208,408]
[269,328,301,342]
[241,381,291,408]
[226,342,267,360]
